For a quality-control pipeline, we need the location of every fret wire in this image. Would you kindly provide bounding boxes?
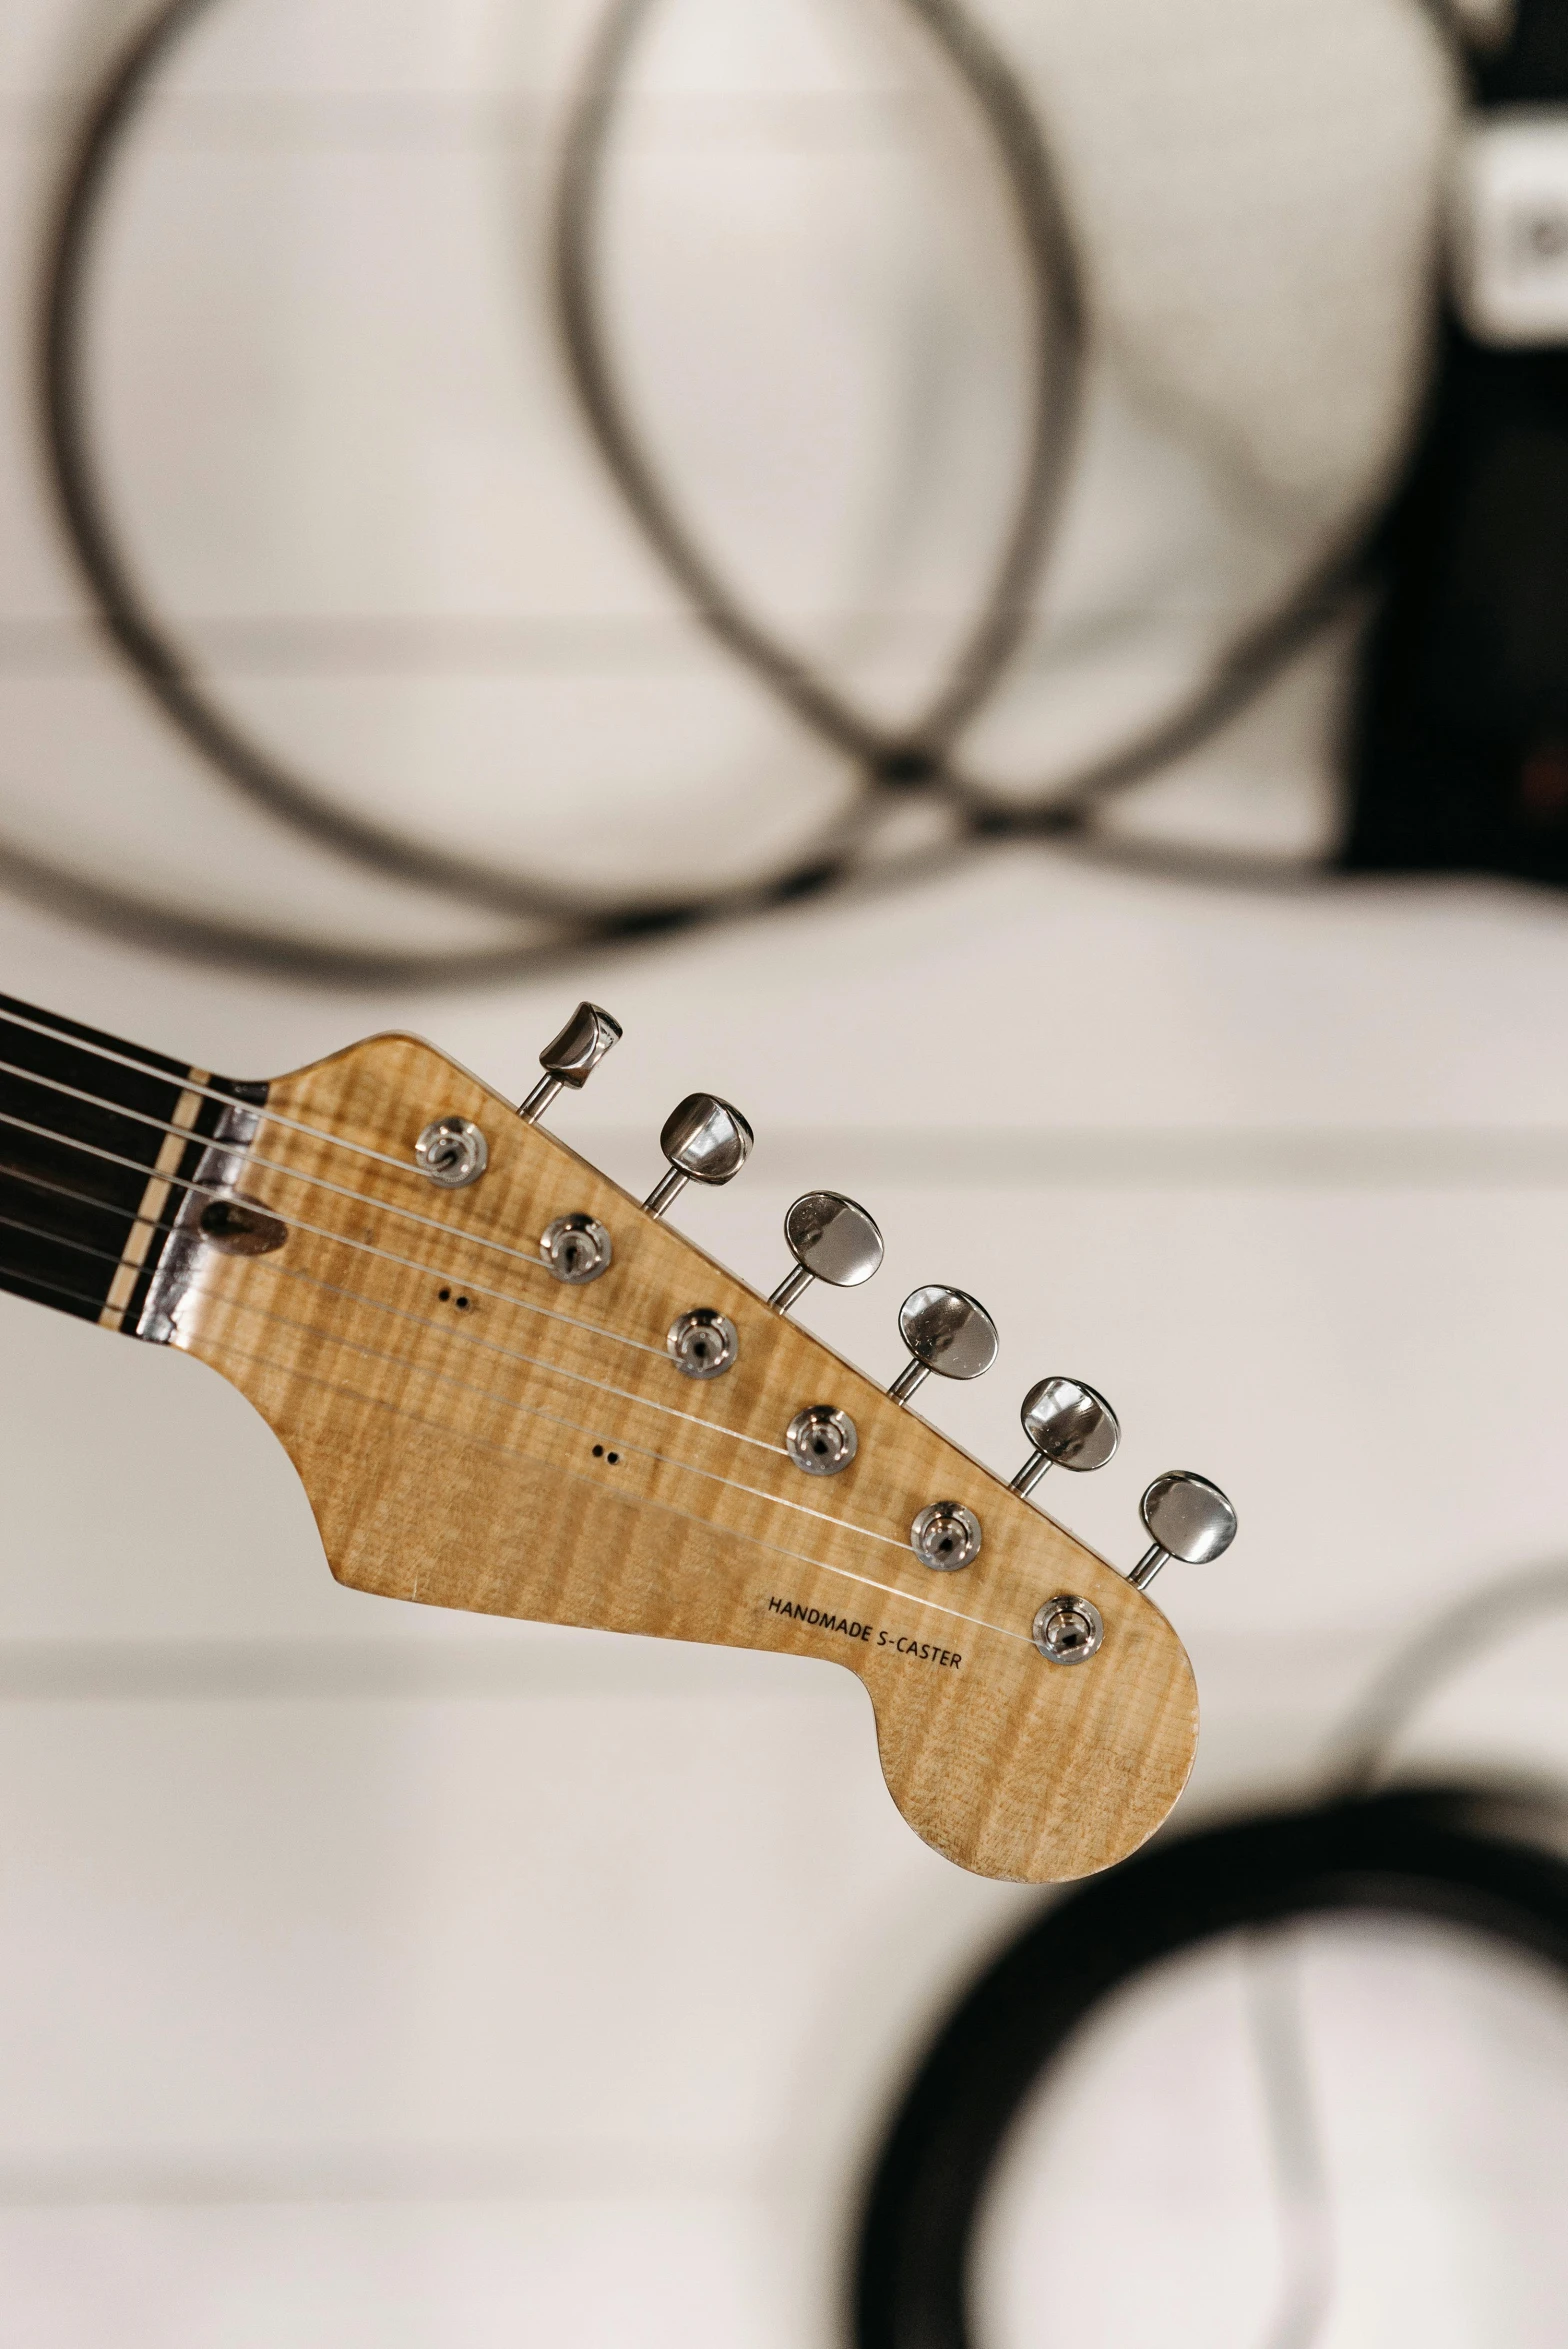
[0,1004,416,1176]
[197,1322,1031,1649]
[0,1049,556,1283]
[0,1148,814,1487]
[0,1102,668,1362]
[0,1155,806,1472]
[0,1112,822,1483]
[0,1123,1026,1572]
[0,1125,1039,1644]
[0,1141,882,1515]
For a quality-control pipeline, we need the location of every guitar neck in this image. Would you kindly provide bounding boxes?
[0,991,262,1336]
[0,987,1219,1882]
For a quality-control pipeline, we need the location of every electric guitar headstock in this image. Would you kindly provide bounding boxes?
[0,992,1239,1883]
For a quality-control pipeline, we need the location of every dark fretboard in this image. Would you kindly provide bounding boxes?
[0,990,264,1337]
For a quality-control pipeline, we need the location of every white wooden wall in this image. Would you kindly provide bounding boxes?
[4,3,1568,2343]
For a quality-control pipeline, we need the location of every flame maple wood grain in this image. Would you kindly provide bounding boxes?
[175,1034,1198,1882]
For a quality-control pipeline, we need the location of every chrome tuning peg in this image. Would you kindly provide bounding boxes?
[1008,1377,1119,1498]
[769,1192,884,1314]
[888,1286,998,1404]
[1128,1471,1237,1589]
[518,1003,622,1125]
[643,1093,754,1218]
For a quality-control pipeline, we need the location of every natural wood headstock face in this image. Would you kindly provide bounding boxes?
[171,1033,1198,1884]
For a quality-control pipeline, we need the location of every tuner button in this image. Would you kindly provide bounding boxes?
[1128,1471,1237,1590]
[888,1286,998,1404]
[769,1192,884,1314]
[519,1003,622,1126]
[1009,1377,1120,1498]
[643,1093,754,1219]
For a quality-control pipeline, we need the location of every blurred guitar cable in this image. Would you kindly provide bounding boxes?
[1,0,1414,980]
[853,1550,1568,2349]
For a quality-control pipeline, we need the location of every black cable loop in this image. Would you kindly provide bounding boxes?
[960,528,1376,832]
[552,0,1088,776]
[16,0,1076,972]
[36,0,619,936]
[552,0,891,772]
[5,0,1410,975]
[851,1784,1568,2349]
[892,0,1086,749]
[853,1546,1568,2349]
[550,0,1373,856]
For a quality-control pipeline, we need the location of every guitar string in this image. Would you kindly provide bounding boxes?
[0,1255,129,1320]
[191,1322,1032,1650]
[0,1074,1066,1567]
[0,1169,788,1456]
[0,1240,1024,1644]
[0,1047,560,1277]
[0,1011,686,1316]
[0,1031,917,1471]
[0,1101,671,1363]
[0,1203,127,1274]
[206,1238,787,1459]
[0,1152,1052,1581]
[0,1005,419,1176]
[0,1010,669,1284]
[176,1272,922,1559]
[0,1135,878,1491]
[0,1048,797,1373]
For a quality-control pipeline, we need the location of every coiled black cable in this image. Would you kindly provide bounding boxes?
[852,1551,1568,2349]
[7,0,1412,978]
[554,0,1086,784]
[851,1783,1568,2349]
[10,0,1081,977]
